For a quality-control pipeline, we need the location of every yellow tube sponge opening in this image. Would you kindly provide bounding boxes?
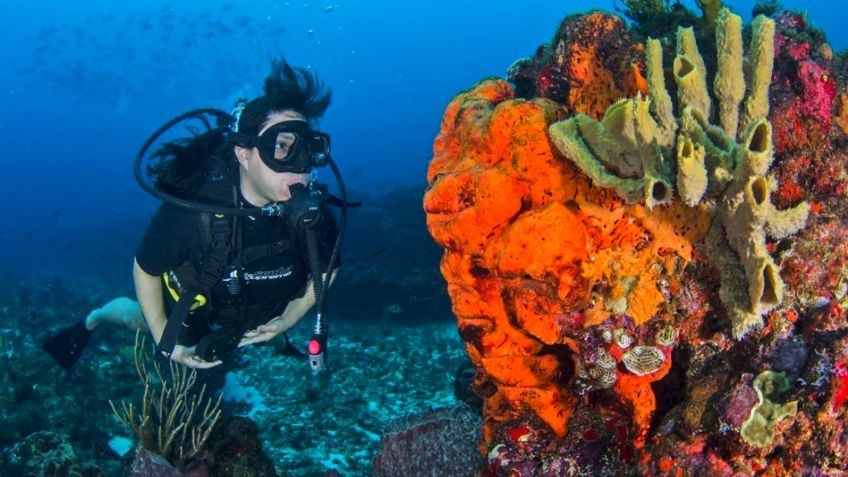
[676,135,708,207]
[674,54,711,123]
[675,27,711,119]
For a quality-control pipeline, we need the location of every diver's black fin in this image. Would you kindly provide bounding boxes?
[272,333,308,360]
[42,321,92,370]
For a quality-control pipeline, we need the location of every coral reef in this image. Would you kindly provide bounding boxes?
[9,431,106,477]
[425,72,691,450]
[549,9,809,339]
[425,4,848,475]
[206,416,277,477]
[507,12,647,119]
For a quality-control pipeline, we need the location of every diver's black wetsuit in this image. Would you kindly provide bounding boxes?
[136,194,338,346]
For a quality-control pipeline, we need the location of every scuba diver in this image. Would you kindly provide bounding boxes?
[44,58,349,373]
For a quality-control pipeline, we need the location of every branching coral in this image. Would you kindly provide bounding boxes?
[548,8,809,338]
[109,332,222,470]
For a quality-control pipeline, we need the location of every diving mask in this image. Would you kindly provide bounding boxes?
[236,120,331,173]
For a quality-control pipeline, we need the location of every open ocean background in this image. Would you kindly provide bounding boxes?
[1,0,844,286]
[1,1,847,475]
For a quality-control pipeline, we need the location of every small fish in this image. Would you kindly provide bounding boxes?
[324,5,335,12]
[37,27,56,41]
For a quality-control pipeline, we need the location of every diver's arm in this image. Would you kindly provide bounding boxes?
[133,258,221,369]
[133,258,168,344]
[239,268,338,346]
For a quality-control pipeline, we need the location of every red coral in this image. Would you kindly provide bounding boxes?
[507,424,532,442]
[832,357,848,412]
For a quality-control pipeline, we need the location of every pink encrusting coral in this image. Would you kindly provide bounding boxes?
[771,12,838,158]
[425,3,848,476]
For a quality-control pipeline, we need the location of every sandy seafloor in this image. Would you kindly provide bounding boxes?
[222,320,467,476]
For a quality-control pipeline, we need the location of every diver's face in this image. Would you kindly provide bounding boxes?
[235,110,310,205]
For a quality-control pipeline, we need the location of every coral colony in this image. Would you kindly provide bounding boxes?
[425,3,848,475]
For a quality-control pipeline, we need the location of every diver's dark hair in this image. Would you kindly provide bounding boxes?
[149,127,230,199]
[237,58,332,135]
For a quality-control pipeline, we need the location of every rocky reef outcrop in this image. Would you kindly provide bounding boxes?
[425,4,848,475]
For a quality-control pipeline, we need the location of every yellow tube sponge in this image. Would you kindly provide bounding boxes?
[720,120,809,336]
[678,106,735,183]
[740,15,776,138]
[548,10,810,340]
[645,170,674,208]
[674,56,711,123]
[713,8,745,137]
[646,39,676,144]
[676,135,708,207]
[675,27,711,119]
[548,115,646,203]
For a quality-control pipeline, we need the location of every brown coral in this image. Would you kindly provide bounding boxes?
[507,12,647,120]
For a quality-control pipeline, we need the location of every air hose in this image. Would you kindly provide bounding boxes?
[304,227,327,372]
[288,168,347,374]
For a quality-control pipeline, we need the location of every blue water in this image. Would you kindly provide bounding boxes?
[0,0,845,282]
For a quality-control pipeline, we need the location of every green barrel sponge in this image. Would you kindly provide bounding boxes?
[740,370,798,448]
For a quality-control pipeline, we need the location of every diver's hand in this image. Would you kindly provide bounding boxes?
[238,318,287,347]
[169,344,223,369]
